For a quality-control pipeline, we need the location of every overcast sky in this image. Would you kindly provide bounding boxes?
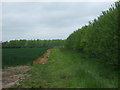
[2,2,114,41]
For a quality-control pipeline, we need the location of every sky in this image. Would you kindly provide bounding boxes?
[1,1,115,41]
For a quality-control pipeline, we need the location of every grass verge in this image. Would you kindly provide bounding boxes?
[12,47,118,88]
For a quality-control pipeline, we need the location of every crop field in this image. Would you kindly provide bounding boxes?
[2,48,47,68]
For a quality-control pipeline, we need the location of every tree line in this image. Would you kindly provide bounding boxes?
[2,39,65,48]
[65,2,119,68]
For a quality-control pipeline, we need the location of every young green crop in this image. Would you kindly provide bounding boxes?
[2,48,47,68]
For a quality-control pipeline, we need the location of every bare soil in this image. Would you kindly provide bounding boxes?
[2,65,31,88]
[2,49,51,88]
[33,49,51,64]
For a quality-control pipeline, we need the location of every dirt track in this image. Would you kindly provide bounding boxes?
[33,49,51,64]
[2,49,51,88]
[2,66,31,88]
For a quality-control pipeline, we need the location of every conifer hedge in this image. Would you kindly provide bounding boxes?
[65,1,119,67]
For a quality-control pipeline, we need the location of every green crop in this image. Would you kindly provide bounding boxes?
[2,48,47,68]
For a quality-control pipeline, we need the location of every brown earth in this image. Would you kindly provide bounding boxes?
[2,66,31,88]
[2,49,51,88]
[33,49,51,64]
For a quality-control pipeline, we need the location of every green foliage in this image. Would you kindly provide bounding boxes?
[2,39,64,48]
[65,2,119,67]
[2,48,47,68]
[13,48,118,88]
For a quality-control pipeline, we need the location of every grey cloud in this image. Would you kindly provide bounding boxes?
[2,2,114,41]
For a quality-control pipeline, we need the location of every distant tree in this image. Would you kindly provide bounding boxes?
[2,39,64,49]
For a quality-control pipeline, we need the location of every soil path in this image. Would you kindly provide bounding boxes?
[33,49,51,64]
[2,49,51,88]
[2,66,31,88]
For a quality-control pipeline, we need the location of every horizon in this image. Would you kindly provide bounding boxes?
[2,38,66,42]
